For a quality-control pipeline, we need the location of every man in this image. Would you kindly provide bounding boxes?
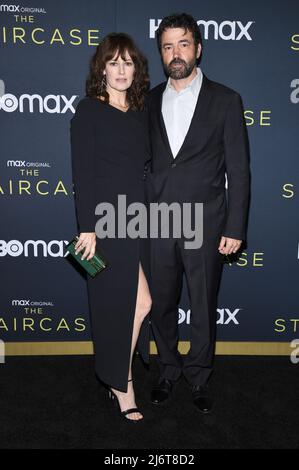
[147,13,250,413]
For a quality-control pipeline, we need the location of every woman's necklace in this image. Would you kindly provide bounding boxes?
[109,99,129,110]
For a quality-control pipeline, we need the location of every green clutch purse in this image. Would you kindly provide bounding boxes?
[66,236,108,278]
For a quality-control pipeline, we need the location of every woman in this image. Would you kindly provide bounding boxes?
[70,33,152,422]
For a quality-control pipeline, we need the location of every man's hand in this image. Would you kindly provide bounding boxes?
[218,236,242,255]
[75,232,96,261]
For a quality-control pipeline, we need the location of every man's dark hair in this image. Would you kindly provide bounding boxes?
[156,13,203,54]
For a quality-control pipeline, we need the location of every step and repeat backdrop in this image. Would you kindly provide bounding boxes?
[0,0,298,356]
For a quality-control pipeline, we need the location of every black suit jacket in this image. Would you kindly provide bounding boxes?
[147,74,250,241]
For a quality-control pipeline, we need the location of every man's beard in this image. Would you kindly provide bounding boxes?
[163,57,197,80]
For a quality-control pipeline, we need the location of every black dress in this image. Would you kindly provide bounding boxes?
[70,97,151,392]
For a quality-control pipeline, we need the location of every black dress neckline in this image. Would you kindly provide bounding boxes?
[93,96,131,115]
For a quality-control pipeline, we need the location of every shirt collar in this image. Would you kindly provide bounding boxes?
[166,67,203,96]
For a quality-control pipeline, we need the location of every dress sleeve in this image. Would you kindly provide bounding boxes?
[70,98,97,233]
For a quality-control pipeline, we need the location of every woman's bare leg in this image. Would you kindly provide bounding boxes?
[111,263,151,420]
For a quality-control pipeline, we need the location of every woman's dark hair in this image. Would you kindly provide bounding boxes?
[86,33,149,111]
[156,13,203,55]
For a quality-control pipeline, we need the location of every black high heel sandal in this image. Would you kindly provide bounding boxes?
[108,379,143,423]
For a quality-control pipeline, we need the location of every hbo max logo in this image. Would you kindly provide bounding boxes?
[0,240,68,257]
[12,300,30,306]
[178,308,241,325]
[0,5,20,12]
[0,93,77,114]
[179,308,191,324]
[149,19,254,40]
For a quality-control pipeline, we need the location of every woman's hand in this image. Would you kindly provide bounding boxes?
[75,232,96,261]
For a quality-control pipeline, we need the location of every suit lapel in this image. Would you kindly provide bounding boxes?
[157,86,174,161]
[175,74,212,162]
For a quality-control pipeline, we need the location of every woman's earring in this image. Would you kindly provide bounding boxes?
[100,74,107,92]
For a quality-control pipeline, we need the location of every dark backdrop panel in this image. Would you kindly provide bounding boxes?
[0,0,116,341]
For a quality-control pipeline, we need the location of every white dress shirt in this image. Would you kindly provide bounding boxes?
[162,67,203,158]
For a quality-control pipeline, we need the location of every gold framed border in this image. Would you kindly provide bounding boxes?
[2,341,292,356]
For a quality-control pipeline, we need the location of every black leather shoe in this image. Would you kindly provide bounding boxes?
[192,385,213,414]
[151,379,173,405]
